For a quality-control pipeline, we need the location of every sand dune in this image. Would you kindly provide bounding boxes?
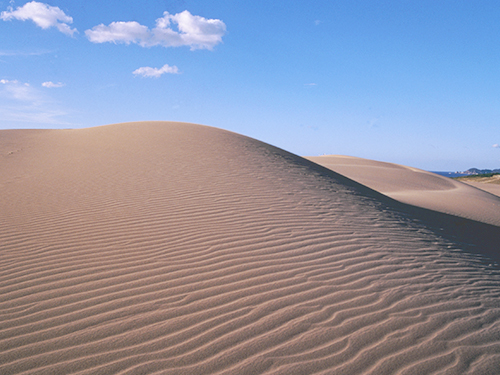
[454,175,500,198]
[306,155,500,227]
[1,122,500,374]
[461,181,500,197]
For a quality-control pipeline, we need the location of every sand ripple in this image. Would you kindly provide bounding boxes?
[1,122,500,374]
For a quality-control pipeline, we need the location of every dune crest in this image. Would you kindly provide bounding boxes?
[1,122,500,374]
[455,176,500,198]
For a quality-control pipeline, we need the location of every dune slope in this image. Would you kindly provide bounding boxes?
[1,122,500,374]
[456,176,500,198]
[306,155,500,227]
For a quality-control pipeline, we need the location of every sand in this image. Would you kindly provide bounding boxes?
[306,155,500,227]
[1,122,500,374]
[454,175,500,198]
[461,181,500,197]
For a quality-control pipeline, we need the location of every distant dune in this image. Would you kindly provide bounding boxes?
[454,174,500,198]
[460,181,500,198]
[307,155,500,227]
[1,122,500,374]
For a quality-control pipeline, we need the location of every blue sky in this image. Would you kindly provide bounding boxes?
[1,0,499,170]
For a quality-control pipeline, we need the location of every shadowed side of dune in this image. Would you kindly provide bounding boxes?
[396,204,500,267]
[1,122,500,375]
[299,158,500,267]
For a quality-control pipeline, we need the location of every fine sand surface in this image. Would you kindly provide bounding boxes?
[454,175,500,198]
[461,181,500,198]
[1,122,500,374]
[306,155,500,227]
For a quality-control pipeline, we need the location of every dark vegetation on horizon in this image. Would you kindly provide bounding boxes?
[454,172,500,180]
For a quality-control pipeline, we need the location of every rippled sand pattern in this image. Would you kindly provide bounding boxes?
[1,122,500,374]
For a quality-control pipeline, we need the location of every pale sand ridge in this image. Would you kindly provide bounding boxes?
[455,175,500,198]
[461,181,500,197]
[1,122,500,374]
[306,155,500,227]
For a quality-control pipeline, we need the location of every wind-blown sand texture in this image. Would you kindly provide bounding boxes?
[1,122,500,374]
[454,175,500,198]
[306,155,500,227]
[460,181,500,198]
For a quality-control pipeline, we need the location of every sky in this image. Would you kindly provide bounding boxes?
[1,0,499,171]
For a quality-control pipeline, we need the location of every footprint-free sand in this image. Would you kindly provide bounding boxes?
[306,155,500,227]
[1,122,500,374]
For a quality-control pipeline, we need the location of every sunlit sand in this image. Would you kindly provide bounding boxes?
[1,122,500,374]
[306,155,500,227]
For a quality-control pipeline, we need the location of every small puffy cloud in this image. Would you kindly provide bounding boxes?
[86,10,226,50]
[314,20,321,26]
[0,1,77,36]
[493,144,499,148]
[133,64,180,78]
[42,81,65,88]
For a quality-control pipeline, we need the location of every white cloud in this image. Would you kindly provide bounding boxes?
[0,79,35,101]
[0,1,77,36]
[42,81,65,88]
[133,64,180,78]
[86,10,226,50]
[85,21,149,45]
[493,144,499,148]
[0,78,70,125]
